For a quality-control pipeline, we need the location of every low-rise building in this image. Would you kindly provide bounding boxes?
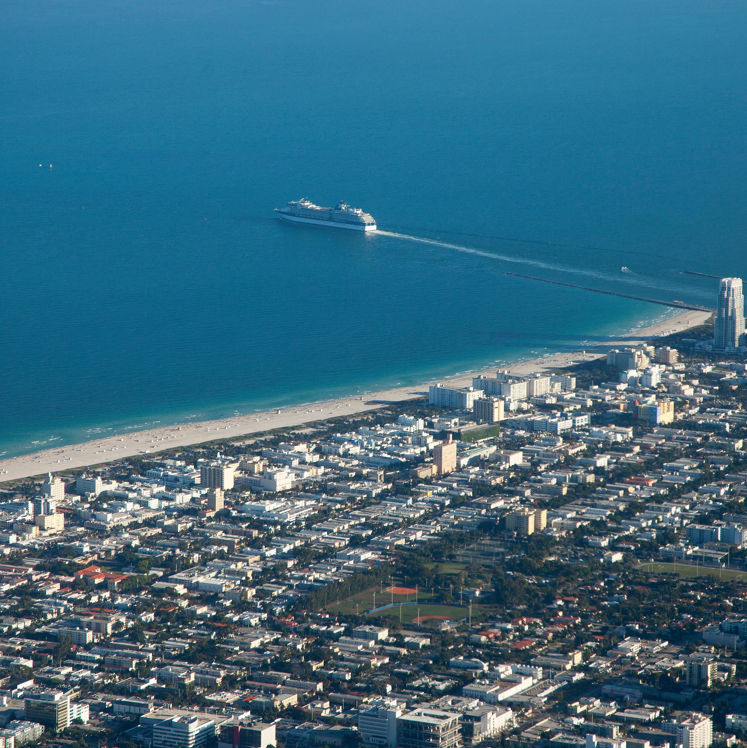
[153,715,216,748]
[218,721,276,748]
[0,721,45,747]
[461,705,514,744]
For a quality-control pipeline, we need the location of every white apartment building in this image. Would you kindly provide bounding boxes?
[551,374,577,391]
[259,469,293,492]
[76,474,104,495]
[473,376,528,401]
[238,498,312,522]
[726,714,747,732]
[69,702,90,724]
[662,713,713,748]
[0,721,45,747]
[505,508,546,536]
[492,450,523,467]
[153,715,215,748]
[461,705,514,742]
[398,415,425,431]
[641,366,663,388]
[462,676,534,704]
[607,348,649,370]
[236,469,294,493]
[358,698,402,748]
[352,625,389,641]
[532,416,573,434]
[526,376,551,397]
[429,384,483,409]
[472,376,501,397]
[55,627,94,645]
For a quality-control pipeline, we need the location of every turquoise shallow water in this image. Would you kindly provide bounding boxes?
[1,0,746,458]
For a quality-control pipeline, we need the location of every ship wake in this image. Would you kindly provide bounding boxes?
[376,230,700,298]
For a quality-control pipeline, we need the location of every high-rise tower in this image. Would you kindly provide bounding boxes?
[714,277,745,350]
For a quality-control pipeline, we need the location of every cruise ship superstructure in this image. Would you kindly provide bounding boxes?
[275,199,377,231]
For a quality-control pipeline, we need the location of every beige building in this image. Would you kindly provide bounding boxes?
[686,661,716,689]
[655,346,679,365]
[13,522,39,539]
[637,400,674,425]
[434,435,457,475]
[474,397,504,424]
[535,508,547,531]
[505,508,546,536]
[41,473,65,502]
[410,464,438,480]
[207,488,224,512]
[35,513,65,534]
[201,463,235,491]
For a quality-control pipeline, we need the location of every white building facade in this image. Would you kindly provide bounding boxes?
[358,698,402,748]
[714,277,745,350]
[662,713,713,748]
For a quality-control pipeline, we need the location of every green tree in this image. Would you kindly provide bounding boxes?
[54,634,72,666]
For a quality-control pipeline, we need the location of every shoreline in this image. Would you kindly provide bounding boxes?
[0,309,710,484]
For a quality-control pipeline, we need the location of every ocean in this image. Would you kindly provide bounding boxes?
[1,0,746,458]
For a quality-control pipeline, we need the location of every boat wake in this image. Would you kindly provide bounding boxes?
[376,230,701,298]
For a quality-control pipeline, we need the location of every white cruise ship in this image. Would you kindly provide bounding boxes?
[275,199,376,231]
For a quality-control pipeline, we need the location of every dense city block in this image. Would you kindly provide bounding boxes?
[5,314,747,748]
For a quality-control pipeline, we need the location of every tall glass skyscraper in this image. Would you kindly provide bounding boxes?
[714,277,745,350]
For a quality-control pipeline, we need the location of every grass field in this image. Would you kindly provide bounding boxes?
[637,562,747,581]
[421,562,468,575]
[367,603,470,625]
[327,585,437,616]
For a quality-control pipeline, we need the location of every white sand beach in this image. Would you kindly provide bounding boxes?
[0,309,710,484]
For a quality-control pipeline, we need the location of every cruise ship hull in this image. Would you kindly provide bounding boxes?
[275,211,377,231]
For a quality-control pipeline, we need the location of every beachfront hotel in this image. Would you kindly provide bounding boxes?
[714,277,746,350]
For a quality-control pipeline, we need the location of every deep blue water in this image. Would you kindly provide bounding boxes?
[1,0,747,457]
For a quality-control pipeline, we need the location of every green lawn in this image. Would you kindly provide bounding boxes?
[367,603,471,625]
[421,562,468,575]
[327,585,436,616]
[637,561,747,581]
